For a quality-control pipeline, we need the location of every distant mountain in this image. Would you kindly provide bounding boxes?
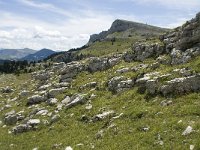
[88,19,170,44]
[20,48,57,62]
[0,48,36,60]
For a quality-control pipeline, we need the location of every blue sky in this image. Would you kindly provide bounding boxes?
[0,0,199,51]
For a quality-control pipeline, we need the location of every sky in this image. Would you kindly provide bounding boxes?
[0,0,199,51]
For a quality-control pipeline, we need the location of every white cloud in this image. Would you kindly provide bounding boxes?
[1,0,199,51]
[17,0,75,18]
[0,9,114,51]
[114,0,200,9]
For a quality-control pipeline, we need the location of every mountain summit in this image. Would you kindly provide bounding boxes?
[88,19,169,44]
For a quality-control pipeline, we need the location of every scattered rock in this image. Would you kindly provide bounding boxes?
[27,119,40,127]
[48,87,66,98]
[47,98,58,105]
[1,86,14,93]
[12,124,32,134]
[93,110,115,122]
[50,114,60,124]
[36,109,48,116]
[116,67,130,74]
[160,100,173,106]
[19,90,30,97]
[66,94,86,108]
[85,104,92,110]
[96,130,104,139]
[32,71,50,81]
[38,84,52,91]
[182,126,193,136]
[65,146,73,150]
[4,113,18,125]
[190,145,195,150]
[62,96,71,105]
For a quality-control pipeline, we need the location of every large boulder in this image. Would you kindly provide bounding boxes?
[66,94,86,108]
[60,62,85,82]
[12,124,32,134]
[4,112,18,125]
[27,95,46,105]
[160,74,200,96]
[124,42,164,62]
[108,76,134,93]
[87,56,121,72]
[48,87,66,98]
[87,57,110,72]
[4,111,25,125]
[32,71,50,81]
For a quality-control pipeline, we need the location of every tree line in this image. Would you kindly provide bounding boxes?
[0,60,35,74]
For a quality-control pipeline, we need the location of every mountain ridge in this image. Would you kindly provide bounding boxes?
[0,48,36,60]
[88,19,170,44]
[20,48,57,62]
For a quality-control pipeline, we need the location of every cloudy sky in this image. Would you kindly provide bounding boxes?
[0,0,199,51]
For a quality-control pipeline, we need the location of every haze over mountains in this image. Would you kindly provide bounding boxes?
[20,49,56,62]
[0,48,36,60]
[0,48,56,62]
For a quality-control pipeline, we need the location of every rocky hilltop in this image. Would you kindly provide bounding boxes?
[0,12,200,150]
[88,19,169,44]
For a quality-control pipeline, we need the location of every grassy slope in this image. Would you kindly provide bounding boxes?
[0,53,200,150]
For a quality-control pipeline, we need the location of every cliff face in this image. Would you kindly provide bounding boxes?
[88,19,169,44]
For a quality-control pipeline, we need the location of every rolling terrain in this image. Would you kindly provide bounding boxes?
[0,12,200,150]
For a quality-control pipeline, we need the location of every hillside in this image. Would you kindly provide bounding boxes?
[47,19,170,63]
[0,48,36,60]
[0,12,200,150]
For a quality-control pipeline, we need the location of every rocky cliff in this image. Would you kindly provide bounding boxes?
[88,19,169,44]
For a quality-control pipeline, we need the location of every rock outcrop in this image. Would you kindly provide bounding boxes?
[108,76,134,93]
[60,62,85,82]
[87,56,121,72]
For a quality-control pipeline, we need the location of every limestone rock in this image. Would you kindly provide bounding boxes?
[47,98,58,105]
[66,94,86,108]
[12,124,32,134]
[60,62,85,82]
[27,95,46,105]
[93,110,115,121]
[48,87,66,98]
[61,96,71,105]
[116,67,130,74]
[19,90,30,97]
[1,86,14,93]
[108,76,134,93]
[182,126,193,136]
[27,119,40,126]
[160,74,200,96]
